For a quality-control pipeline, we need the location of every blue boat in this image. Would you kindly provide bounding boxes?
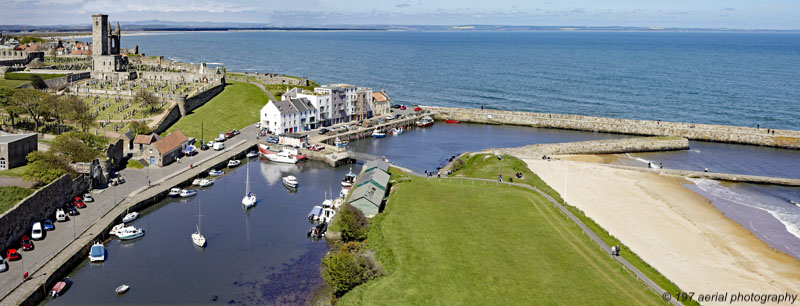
[307,206,323,221]
[89,241,105,262]
[372,129,387,138]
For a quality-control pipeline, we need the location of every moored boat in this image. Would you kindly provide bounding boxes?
[88,241,105,262]
[50,278,72,297]
[242,161,256,208]
[168,188,182,198]
[246,151,259,158]
[122,211,138,223]
[198,179,214,187]
[341,168,357,187]
[115,284,130,295]
[334,137,349,148]
[445,118,460,124]
[390,127,404,135]
[372,129,387,138]
[180,189,198,198]
[416,116,434,127]
[282,175,298,188]
[307,222,328,238]
[208,169,224,176]
[192,178,203,186]
[227,159,241,167]
[116,226,144,240]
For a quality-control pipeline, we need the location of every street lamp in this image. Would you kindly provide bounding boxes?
[148,149,152,186]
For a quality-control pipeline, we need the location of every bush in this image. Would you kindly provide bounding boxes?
[29,75,46,89]
[339,204,369,242]
[451,158,466,172]
[322,242,382,297]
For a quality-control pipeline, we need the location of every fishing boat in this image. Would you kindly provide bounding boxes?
[122,211,138,223]
[88,241,105,262]
[415,116,434,127]
[116,226,144,240]
[334,137,349,148]
[198,179,214,187]
[192,200,206,247]
[227,159,241,167]
[168,188,182,197]
[50,278,72,297]
[115,284,130,295]
[341,168,357,187]
[208,169,224,176]
[282,175,298,188]
[445,118,460,124]
[180,189,198,198]
[242,161,256,208]
[246,151,259,158]
[372,129,387,138]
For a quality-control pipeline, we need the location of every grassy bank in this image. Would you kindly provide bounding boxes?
[163,80,268,140]
[340,165,664,305]
[0,76,29,89]
[452,153,699,306]
[0,165,30,178]
[0,186,33,215]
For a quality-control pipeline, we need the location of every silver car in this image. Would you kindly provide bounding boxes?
[0,258,7,273]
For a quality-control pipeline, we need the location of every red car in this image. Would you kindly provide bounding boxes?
[225,131,235,139]
[74,199,86,209]
[6,249,21,261]
[21,235,34,251]
[414,106,423,112]
[400,105,407,110]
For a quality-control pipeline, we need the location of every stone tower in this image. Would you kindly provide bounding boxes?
[91,14,109,56]
[110,21,121,54]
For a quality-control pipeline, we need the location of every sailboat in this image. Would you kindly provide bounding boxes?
[192,199,206,247]
[242,157,257,208]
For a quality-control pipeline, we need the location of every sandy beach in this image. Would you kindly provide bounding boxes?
[520,157,800,305]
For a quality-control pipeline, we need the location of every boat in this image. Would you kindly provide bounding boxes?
[258,144,307,164]
[193,199,207,247]
[282,176,298,188]
[209,169,224,176]
[192,178,203,186]
[198,179,214,187]
[307,206,323,221]
[390,127,404,135]
[319,207,336,223]
[109,223,125,236]
[180,189,198,198]
[242,161,256,208]
[415,116,434,127]
[334,137,349,148]
[339,187,350,199]
[122,211,138,223]
[341,167,357,187]
[115,284,130,295]
[116,226,145,240]
[227,159,240,167]
[790,200,800,208]
[372,129,387,138]
[648,162,662,169]
[88,241,105,262]
[50,278,72,297]
[246,151,259,158]
[445,119,460,124]
[307,222,328,238]
[168,188,182,198]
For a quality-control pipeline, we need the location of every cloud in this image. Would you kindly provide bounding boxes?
[395,3,410,8]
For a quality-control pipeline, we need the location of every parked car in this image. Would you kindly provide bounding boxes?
[0,256,7,272]
[43,219,55,231]
[232,129,241,136]
[392,104,400,109]
[266,136,279,144]
[74,199,86,209]
[66,206,79,216]
[254,122,261,128]
[6,249,20,261]
[82,194,94,202]
[21,235,34,251]
[385,115,393,120]
[224,131,235,139]
[56,208,67,222]
[187,138,197,146]
[394,114,402,119]
[31,222,43,240]
[400,105,407,110]
[213,142,225,151]
[215,133,226,142]
[200,141,209,150]
[318,128,329,135]
[414,106,423,111]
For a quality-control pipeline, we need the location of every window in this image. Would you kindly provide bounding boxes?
[0,158,5,169]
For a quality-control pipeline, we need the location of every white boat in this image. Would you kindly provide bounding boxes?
[790,200,800,208]
[193,199,207,247]
[180,189,198,198]
[282,176,298,188]
[227,159,240,167]
[88,241,105,262]
[339,188,350,199]
[116,226,144,240]
[109,223,125,236]
[372,129,387,138]
[198,179,214,187]
[341,168,357,187]
[265,150,300,164]
[391,127,404,135]
[246,151,259,158]
[334,137,348,148]
[209,169,224,176]
[242,160,256,208]
[416,116,434,127]
[648,162,662,169]
[168,188,182,197]
[319,207,337,223]
[122,211,138,223]
[192,178,203,186]
[322,199,333,208]
[115,284,130,295]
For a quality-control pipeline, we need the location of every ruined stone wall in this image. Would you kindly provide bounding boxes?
[237,72,309,86]
[428,106,800,149]
[43,72,90,89]
[151,104,182,135]
[183,83,225,113]
[0,174,89,253]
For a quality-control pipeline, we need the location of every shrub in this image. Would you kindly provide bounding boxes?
[339,205,369,242]
[321,242,382,297]
[451,158,466,172]
[30,75,46,89]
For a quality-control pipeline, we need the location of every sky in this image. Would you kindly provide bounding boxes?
[2,0,800,29]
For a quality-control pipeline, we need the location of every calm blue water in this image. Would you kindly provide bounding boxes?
[121,31,800,130]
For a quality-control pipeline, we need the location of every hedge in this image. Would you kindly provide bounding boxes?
[4,72,67,81]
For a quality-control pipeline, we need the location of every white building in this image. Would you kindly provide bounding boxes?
[260,98,318,135]
[283,84,373,126]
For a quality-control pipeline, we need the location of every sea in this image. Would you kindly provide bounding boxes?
[47,31,800,303]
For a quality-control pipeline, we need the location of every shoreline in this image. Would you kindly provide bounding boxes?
[520,157,800,304]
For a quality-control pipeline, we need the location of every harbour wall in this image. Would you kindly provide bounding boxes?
[426,106,800,150]
[318,114,426,145]
[492,136,690,157]
[6,141,257,306]
[605,164,800,187]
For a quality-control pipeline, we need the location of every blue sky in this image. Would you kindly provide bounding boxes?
[3,0,800,29]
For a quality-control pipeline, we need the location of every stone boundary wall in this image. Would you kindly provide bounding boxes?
[0,174,89,253]
[183,83,225,113]
[602,164,800,187]
[43,72,90,89]
[427,106,800,149]
[152,104,182,135]
[137,71,224,84]
[234,72,309,86]
[493,136,689,157]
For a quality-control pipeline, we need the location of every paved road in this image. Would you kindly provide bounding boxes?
[412,174,680,306]
[0,124,262,303]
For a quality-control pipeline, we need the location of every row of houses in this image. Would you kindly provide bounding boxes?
[347,159,391,217]
[260,84,392,135]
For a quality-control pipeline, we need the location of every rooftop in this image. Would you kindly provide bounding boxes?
[153,130,187,154]
[0,133,36,144]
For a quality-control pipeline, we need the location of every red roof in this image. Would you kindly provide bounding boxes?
[133,133,161,145]
[152,130,188,154]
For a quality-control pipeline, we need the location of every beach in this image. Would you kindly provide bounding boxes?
[520,157,800,305]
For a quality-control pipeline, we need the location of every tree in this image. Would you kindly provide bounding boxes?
[0,88,20,128]
[23,151,73,186]
[46,95,73,134]
[339,205,369,242]
[12,88,50,132]
[66,97,95,132]
[129,120,151,135]
[29,74,47,90]
[50,132,104,162]
[134,90,160,113]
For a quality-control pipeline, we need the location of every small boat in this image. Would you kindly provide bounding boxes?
[445,119,460,124]
[307,206,323,221]
[168,188,182,198]
[319,207,337,223]
[89,241,105,262]
[192,178,203,186]
[341,168,357,187]
[391,127,404,135]
[115,284,130,295]
[109,223,125,236]
[790,200,800,208]
[339,188,350,199]
[416,116,434,127]
[116,226,145,240]
[227,159,240,167]
[334,137,348,148]
[246,151,259,158]
[180,189,198,198]
[198,179,214,187]
[192,227,206,247]
[242,161,256,208]
[282,176,298,188]
[322,199,333,208]
[307,222,328,238]
[50,278,72,297]
[122,211,138,223]
[648,162,662,169]
[265,150,301,164]
[209,169,224,176]
[372,129,387,138]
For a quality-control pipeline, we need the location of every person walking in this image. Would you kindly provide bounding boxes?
[498,174,502,182]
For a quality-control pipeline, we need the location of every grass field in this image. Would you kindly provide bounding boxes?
[341,165,664,305]
[126,159,145,169]
[0,76,29,89]
[0,186,33,215]
[452,153,699,306]
[0,164,30,178]
[163,80,269,140]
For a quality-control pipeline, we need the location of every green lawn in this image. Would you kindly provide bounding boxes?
[0,164,30,178]
[452,153,699,306]
[0,76,29,89]
[126,159,144,169]
[163,80,269,140]
[0,186,33,215]
[341,169,664,305]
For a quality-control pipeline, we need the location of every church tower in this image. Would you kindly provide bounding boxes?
[91,14,109,56]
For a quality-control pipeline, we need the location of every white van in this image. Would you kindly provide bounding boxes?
[31,222,44,240]
[213,142,225,151]
[56,208,67,222]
